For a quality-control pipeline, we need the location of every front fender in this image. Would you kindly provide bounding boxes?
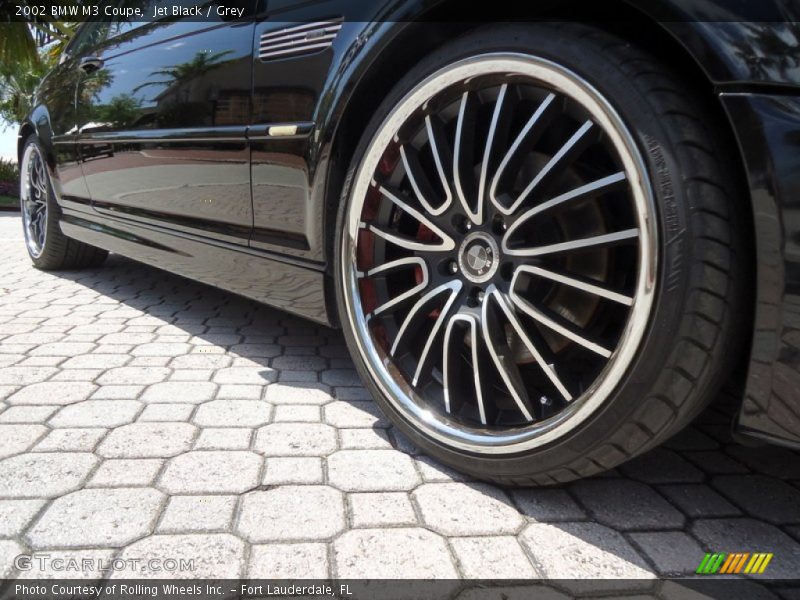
[18,105,53,160]
[627,0,800,88]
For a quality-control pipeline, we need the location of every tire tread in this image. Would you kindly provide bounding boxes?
[477,24,744,486]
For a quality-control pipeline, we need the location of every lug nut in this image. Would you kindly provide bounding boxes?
[476,290,485,303]
[448,261,458,275]
[453,215,471,233]
[492,215,507,234]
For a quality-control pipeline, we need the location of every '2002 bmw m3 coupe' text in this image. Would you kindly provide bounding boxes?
[17,0,800,484]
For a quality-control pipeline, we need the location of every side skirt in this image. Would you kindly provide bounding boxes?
[59,208,332,326]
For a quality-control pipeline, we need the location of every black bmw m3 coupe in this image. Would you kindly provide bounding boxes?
[17,0,800,484]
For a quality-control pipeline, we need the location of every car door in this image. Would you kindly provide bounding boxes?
[35,22,113,212]
[75,1,257,246]
[249,0,351,260]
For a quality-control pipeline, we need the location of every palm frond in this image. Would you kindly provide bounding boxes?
[0,23,40,66]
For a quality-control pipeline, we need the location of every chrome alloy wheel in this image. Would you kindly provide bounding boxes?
[21,143,49,259]
[342,54,657,453]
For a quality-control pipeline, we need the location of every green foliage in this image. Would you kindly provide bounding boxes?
[0,5,77,125]
[0,158,20,199]
[0,0,79,66]
[0,57,53,125]
[0,23,40,67]
[0,157,19,181]
[0,22,77,67]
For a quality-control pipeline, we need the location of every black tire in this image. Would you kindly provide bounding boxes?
[334,23,746,485]
[20,135,108,271]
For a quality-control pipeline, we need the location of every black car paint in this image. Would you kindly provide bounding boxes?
[78,19,255,246]
[18,0,800,447]
[721,94,800,448]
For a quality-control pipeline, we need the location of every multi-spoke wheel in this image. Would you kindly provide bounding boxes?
[336,25,745,484]
[19,136,108,270]
[21,143,49,259]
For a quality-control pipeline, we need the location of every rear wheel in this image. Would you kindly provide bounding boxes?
[335,24,744,484]
[20,136,108,270]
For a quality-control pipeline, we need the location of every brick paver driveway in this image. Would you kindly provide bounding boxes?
[1,212,799,589]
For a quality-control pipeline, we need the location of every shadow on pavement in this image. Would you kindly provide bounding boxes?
[4,212,799,592]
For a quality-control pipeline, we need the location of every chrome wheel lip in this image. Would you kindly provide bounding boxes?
[20,144,48,259]
[341,53,658,454]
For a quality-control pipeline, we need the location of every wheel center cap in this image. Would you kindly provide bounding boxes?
[458,232,500,283]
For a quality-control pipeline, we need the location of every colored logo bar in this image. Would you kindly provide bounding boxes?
[696,552,773,574]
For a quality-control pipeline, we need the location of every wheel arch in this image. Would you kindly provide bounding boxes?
[17,121,37,162]
[17,106,54,166]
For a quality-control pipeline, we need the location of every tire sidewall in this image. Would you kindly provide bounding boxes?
[21,136,56,266]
